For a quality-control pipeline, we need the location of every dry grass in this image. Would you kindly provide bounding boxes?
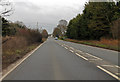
[2,37,40,69]
[42,38,47,42]
[2,28,43,69]
[64,38,119,51]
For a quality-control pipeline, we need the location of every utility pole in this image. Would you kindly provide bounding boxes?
[40,27,42,33]
[36,22,38,29]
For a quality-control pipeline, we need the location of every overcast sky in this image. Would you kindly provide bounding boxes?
[5,0,88,34]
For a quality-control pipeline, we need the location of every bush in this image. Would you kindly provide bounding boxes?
[16,28,42,44]
[2,27,43,69]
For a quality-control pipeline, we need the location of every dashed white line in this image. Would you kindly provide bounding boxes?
[76,53,88,61]
[70,50,74,53]
[77,50,83,53]
[89,59,101,60]
[101,65,116,67]
[116,73,120,75]
[86,53,102,60]
[61,45,64,47]
[65,47,68,49]
[70,47,74,50]
[97,66,120,80]
[115,65,120,69]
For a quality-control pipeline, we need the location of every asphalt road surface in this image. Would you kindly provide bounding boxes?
[3,37,118,80]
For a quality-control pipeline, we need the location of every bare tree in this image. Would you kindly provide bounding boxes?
[57,20,68,36]
[0,0,14,16]
[111,19,120,39]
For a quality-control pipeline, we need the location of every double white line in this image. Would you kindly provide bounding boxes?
[76,53,88,61]
[97,66,120,80]
[56,42,120,80]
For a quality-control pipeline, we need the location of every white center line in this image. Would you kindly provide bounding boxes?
[101,65,116,67]
[97,66,120,80]
[86,53,102,60]
[70,47,74,50]
[65,47,68,49]
[70,50,74,53]
[76,53,88,61]
[115,65,120,69]
[61,45,64,47]
[77,50,83,53]
[116,73,120,75]
[89,59,101,60]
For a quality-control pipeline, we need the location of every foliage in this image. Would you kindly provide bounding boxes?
[53,27,62,37]
[64,38,119,51]
[111,19,120,39]
[2,17,10,36]
[66,2,120,40]
[0,0,14,16]
[42,29,48,38]
[2,18,45,69]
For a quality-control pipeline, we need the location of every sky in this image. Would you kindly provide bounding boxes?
[5,0,89,34]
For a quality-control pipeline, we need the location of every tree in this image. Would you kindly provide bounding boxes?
[0,0,14,16]
[85,2,116,40]
[66,1,120,40]
[42,29,48,38]
[111,19,120,39]
[15,21,26,28]
[57,20,68,36]
[66,17,79,39]
[2,17,10,36]
[53,28,62,38]
[0,16,2,35]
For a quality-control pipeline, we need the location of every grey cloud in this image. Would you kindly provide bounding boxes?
[15,2,41,11]
[7,1,86,34]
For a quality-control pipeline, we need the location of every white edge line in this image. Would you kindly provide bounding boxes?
[97,66,120,80]
[76,53,88,61]
[0,41,46,81]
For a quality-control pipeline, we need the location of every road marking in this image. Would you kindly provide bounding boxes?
[62,45,64,47]
[77,50,83,53]
[101,65,116,67]
[70,50,74,53]
[97,66,120,80]
[70,47,74,50]
[86,53,102,60]
[76,53,88,61]
[65,45,69,47]
[0,41,46,81]
[115,65,120,69]
[89,59,101,60]
[116,73,120,75]
[65,47,68,49]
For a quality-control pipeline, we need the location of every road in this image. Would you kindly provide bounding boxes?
[2,37,119,80]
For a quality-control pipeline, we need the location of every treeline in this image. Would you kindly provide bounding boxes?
[66,2,120,40]
[2,17,48,69]
[2,17,48,42]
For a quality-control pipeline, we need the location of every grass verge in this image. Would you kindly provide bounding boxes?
[2,42,41,69]
[63,38,119,52]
